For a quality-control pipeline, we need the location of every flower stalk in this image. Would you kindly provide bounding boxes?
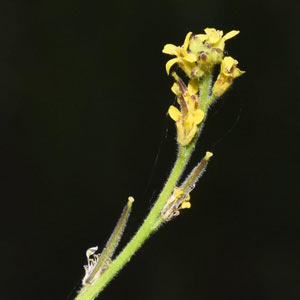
[75,28,244,300]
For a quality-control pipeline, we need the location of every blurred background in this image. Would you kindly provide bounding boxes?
[1,0,300,299]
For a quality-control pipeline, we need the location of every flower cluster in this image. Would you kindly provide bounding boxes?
[162,28,245,146]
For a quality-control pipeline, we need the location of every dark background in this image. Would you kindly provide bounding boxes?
[1,0,300,299]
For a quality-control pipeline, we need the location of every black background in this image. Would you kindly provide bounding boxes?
[1,0,300,299]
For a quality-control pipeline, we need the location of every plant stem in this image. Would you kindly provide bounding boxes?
[75,145,193,300]
[75,74,212,300]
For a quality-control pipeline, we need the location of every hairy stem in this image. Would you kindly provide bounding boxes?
[75,74,212,300]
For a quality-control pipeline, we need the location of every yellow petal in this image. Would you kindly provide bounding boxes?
[223,30,239,41]
[233,67,246,78]
[222,56,238,75]
[184,194,190,202]
[205,28,223,44]
[168,105,181,121]
[176,122,186,144]
[193,109,205,124]
[171,82,180,95]
[173,187,183,199]
[162,44,178,55]
[181,201,191,209]
[183,32,193,51]
[197,34,208,42]
[224,56,237,68]
[204,28,214,34]
[189,35,206,53]
[184,113,194,131]
[166,58,179,74]
[183,53,197,63]
[187,80,198,95]
[183,125,198,145]
[212,74,232,97]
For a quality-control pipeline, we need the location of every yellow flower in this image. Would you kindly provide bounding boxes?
[188,28,239,70]
[162,32,197,77]
[168,74,205,146]
[212,56,245,97]
[197,28,239,51]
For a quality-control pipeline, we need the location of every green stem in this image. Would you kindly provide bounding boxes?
[75,145,193,300]
[75,74,213,300]
[199,72,214,112]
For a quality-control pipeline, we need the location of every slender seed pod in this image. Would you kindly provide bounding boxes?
[82,197,134,285]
